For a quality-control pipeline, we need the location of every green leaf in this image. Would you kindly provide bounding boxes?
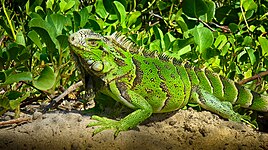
[127,11,141,27]
[175,15,188,32]
[2,72,32,85]
[16,31,26,47]
[177,45,191,57]
[56,35,69,50]
[29,18,59,54]
[214,35,227,49]
[113,1,126,28]
[229,23,239,33]
[46,0,54,10]
[220,43,230,56]
[164,32,176,50]
[85,19,101,31]
[33,66,56,90]
[182,0,208,18]
[63,0,75,11]
[0,18,12,38]
[9,92,30,110]
[199,1,215,22]
[80,7,91,27]
[59,0,75,12]
[258,37,268,56]
[149,39,161,52]
[241,0,257,12]
[153,26,165,51]
[157,1,169,10]
[191,27,214,53]
[6,91,22,101]
[28,30,42,50]
[242,36,252,46]
[173,37,195,51]
[0,96,10,109]
[246,48,256,65]
[50,14,67,35]
[237,50,247,62]
[95,0,108,19]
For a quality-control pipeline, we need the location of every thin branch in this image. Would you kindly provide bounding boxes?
[240,3,250,32]
[238,70,268,85]
[42,81,83,113]
[0,117,31,126]
[199,19,216,32]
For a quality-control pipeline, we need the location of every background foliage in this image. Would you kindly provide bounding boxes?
[0,0,268,125]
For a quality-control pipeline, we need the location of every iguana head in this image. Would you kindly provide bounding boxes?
[68,29,134,81]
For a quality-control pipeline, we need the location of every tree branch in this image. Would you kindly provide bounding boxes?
[238,70,268,85]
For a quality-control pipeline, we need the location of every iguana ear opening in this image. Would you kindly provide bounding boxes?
[91,61,104,72]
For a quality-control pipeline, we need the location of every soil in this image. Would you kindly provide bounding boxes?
[0,107,267,150]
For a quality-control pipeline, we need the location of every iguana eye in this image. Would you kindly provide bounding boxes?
[87,40,98,47]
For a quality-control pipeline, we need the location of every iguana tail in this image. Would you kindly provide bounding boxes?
[186,67,268,112]
[247,91,268,112]
[232,83,268,112]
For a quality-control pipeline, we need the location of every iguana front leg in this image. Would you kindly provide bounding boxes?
[87,89,153,137]
[191,86,242,121]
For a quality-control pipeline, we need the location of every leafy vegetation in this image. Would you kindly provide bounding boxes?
[0,0,268,127]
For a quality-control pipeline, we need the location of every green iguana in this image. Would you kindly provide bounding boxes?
[68,29,268,136]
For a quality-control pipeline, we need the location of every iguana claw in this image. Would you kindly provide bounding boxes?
[87,115,125,137]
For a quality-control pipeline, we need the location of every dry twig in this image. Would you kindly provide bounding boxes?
[238,70,268,85]
[42,81,83,113]
[0,117,31,126]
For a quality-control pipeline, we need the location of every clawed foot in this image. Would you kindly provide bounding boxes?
[87,115,128,138]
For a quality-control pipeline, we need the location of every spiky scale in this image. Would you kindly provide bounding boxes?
[195,69,213,93]
[176,66,191,107]
[220,77,238,103]
[205,71,224,99]
[235,85,253,107]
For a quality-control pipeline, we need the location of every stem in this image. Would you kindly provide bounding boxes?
[141,0,156,13]
[2,0,16,40]
[240,3,250,32]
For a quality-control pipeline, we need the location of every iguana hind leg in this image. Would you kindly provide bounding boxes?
[191,86,242,122]
[87,90,153,137]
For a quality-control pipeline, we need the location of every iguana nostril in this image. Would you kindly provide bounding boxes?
[71,36,75,41]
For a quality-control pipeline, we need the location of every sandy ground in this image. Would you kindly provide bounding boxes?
[0,108,267,150]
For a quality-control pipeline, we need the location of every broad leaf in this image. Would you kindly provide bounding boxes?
[258,37,268,56]
[28,30,42,50]
[182,0,208,18]
[113,1,126,28]
[29,18,59,55]
[9,92,30,110]
[199,1,215,22]
[2,72,32,85]
[33,66,56,91]
[127,11,141,27]
[191,27,214,53]
[95,0,108,19]
[16,31,26,47]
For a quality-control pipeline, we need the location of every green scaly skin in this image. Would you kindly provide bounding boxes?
[68,29,268,137]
